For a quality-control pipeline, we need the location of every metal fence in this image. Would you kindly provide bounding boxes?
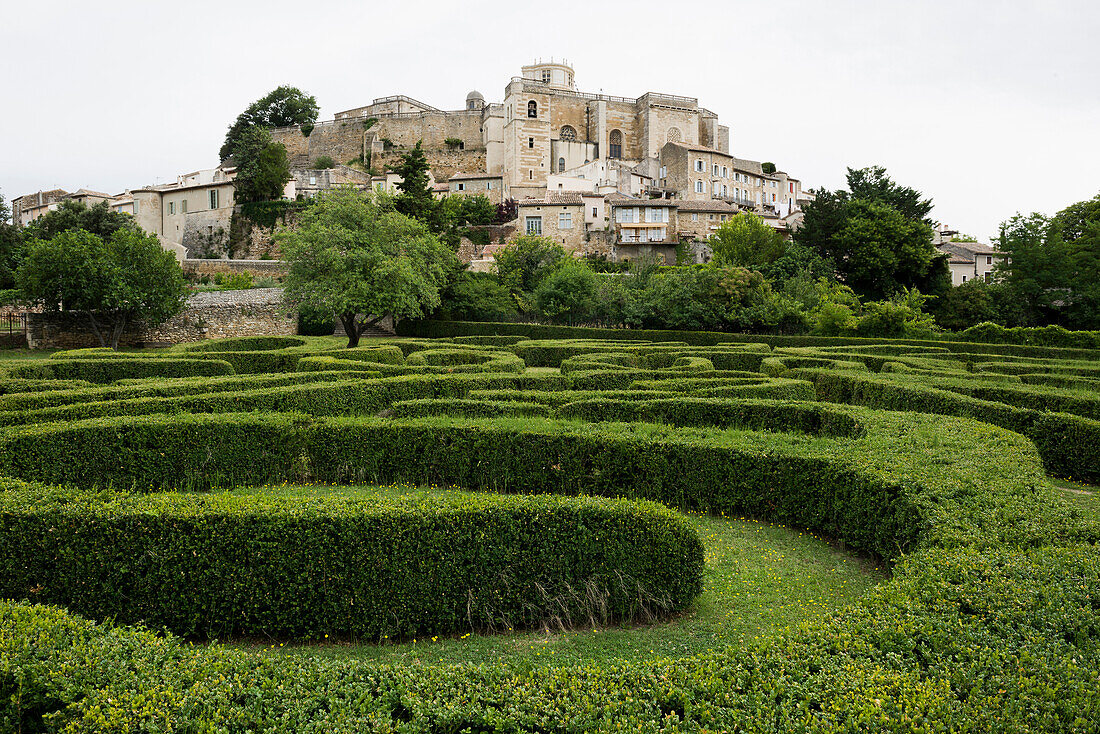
[0,314,27,348]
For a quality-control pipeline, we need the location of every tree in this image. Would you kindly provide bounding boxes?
[24,199,138,242]
[17,229,187,349]
[534,260,598,324]
[993,213,1071,326]
[931,278,997,331]
[823,199,939,300]
[708,212,788,268]
[1051,192,1100,243]
[761,162,776,175]
[437,271,518,322]
[220,86,319,162]
[0,194,23,292]
[314,155,336,170]
[393,141,434,221]
[493,235,567,302]
[277,187,453,347]
[795,168,942,300]
[232,127,291,203]
[845,166,933,223]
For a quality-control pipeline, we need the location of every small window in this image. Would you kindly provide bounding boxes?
[168,201,175,215]
[487,181,494,189]
[528,100,538,118]
[209,190,219,209]
[692,213,698,221]
[525,216,542,235]
[713,164,719,176]
[558,211,572,229]
[721,185,727,196]
[962,275,968,282]
[181,200,188,213]
[722,167,728,178]
[529,137,534,149]
[560,125,576,141]
[529,170,534,180]
[541,69,551,83]
[695,180,704,193]
[457,183,465,191]
[309,176,316,186]
[592,207,598,217]
[558,157,566,173]
[695,160,704,172]
[987,256,992,265]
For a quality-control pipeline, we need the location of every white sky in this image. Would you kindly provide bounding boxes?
[2,0,1097,242]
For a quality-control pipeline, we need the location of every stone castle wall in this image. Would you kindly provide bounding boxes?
[27,289,296,349]
[183,259,289,279]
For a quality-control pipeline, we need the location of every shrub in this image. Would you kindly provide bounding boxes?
[1,482,703,639]
[6,358,234,383]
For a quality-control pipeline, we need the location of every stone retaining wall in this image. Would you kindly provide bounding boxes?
[184,259,289,279]
[27,289,297,349]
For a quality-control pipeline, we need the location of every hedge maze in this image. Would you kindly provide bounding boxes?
[3,329,1100,731]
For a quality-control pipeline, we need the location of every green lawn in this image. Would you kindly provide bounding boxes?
[227,483,885,669]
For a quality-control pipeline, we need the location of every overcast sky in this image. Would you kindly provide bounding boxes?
[2,0,1097,241]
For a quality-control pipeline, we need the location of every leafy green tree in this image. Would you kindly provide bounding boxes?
[24,199,138,242]
[931,278,998,331]
[220,86,319,162]
[460,195,497,226]
[232,127,291,203]
[796,167,945,300]
[393,142,434,221]
[709,212,788,268]
[314,155,336,170]
[0,194,23,292]
[993,213,1071,326]
[277,187,453,347]
[493,235,567,301]
[1051,192,1100,243]
[761,162,776,175]
[855,289,939,338]
[437,271,518,322]
[845,166,934,223]
[534,260,598,324]
[17,229,187,348]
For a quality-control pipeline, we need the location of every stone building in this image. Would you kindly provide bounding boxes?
[269,59,745,204]
[131,166,239,260]
[10,189,72,226]
[608,196,679,264]
[446,172,504,204]
[937,241,1005,285]
[515,193,592,254]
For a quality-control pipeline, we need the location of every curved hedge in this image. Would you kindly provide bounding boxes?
[5,357,234,383]
[180,336,306,352]
[1,482,702,639]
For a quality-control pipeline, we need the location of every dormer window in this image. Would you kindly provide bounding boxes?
[528,101,538,118]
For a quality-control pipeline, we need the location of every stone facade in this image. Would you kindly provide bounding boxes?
[26,289,297,349]
[515,194,591,254]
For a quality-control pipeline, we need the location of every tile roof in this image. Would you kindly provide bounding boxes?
[675,199,736,213]
[516,192,586,206]
[668,142,733,158]
[942,241,1001,256]
[448,171,502,181]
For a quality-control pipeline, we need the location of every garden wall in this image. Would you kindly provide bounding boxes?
[26,289,297,348]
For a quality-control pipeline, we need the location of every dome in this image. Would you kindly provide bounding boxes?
[466,90,486,110]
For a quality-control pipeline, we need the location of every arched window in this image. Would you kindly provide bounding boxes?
[666,127,682,143]
[608,129,622,159]
[558,157,566,173]
[559,125,576,142]
[527,101,538,118]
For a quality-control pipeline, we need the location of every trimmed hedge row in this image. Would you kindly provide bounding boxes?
[401,319,1100,360]
[0,373,578,428]
[555,397,864,438]
[6,358,234,383]
[390,398,552,419]
[0,371,367,413]
[792,367,1100,482]
[179,336,306,352]
[2,482,702,639]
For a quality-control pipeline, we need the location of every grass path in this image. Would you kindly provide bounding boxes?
[228,484,885,669]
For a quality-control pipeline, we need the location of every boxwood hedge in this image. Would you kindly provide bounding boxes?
[1,482,702,639]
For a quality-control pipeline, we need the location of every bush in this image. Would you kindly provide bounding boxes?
[182,336,306,352]
[1,481,703,639]
[6,358,234,383]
